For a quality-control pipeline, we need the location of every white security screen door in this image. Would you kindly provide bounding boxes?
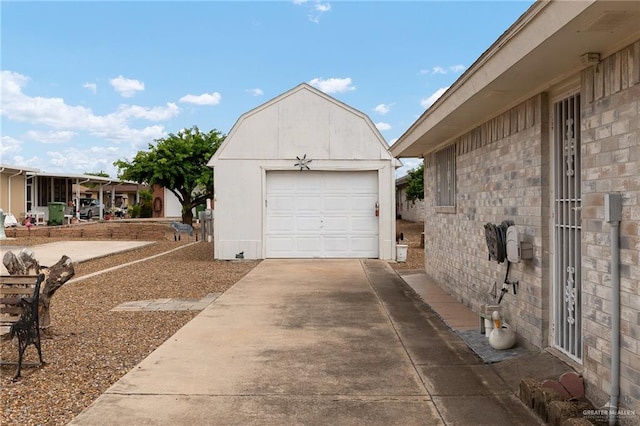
[553,94,582,361]
[266,171,379,258]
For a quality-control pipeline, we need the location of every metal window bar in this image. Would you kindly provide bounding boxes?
[436,145,456,206]
[553,94,582,361]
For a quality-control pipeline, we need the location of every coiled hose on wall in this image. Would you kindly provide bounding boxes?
[484,220,514,264]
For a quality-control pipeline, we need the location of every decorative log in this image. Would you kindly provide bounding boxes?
[3,249,40,275]
[40,255,75,328]
[3,250,75,328]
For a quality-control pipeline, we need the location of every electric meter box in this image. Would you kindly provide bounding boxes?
[506,225,533,263]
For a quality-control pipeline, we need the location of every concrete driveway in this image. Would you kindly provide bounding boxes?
[70,259,542,425]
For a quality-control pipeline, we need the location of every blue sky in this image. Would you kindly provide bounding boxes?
[1,0,534,178]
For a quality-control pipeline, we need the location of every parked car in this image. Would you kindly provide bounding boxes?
[79,199,104,219]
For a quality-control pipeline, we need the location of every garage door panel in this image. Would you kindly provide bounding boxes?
[268,174,295,191]
[351,236,379,253]
[322,217,349,232]
[296,176,322,192]
[268,237,295,253]
[270,196,295,212]
[323,196,349,211]
[295,237,322,253]
[297,217,321,232]
[323,236,350,255]
[352,217,378,232]
[351,195,378,214]
[348,174,377,190]
[323,178,350,191]
[268,216,295,232]
[296,196,321,212]
[266,171,378,258]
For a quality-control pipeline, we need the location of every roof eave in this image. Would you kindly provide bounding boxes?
[391,0,640,158]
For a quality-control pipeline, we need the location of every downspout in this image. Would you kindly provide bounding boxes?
[0,168,4,213]
[605,193,621,426]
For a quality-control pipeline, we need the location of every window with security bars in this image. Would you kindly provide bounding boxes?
[435,145,456,206]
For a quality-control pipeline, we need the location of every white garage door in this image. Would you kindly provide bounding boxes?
[266,171,379,258]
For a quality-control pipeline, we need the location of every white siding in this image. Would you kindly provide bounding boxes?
[163,188,183,218]
[210,84,396,260]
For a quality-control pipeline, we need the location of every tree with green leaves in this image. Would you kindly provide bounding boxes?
[114,126,224,225]
[83,171,110,189]
[404,162,424,202]
[84,171,110,178]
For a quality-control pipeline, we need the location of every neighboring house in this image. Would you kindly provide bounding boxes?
[395,174,426,222]
[208,83,398,260]
[77,183,146,209]
[82,182,186,218]
[0,165,148,223]
[150,184,183,219]
[391,0,639,416]
[0,165,39,220]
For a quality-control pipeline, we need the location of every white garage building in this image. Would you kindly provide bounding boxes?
[208,83,398,260]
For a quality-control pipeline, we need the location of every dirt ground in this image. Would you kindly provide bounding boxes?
[392,219,425,270]
[0,220,424,425]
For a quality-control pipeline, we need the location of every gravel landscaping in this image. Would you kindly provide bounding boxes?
[0,220,424,425]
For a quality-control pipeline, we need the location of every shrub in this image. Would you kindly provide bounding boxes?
[129,204,141,218]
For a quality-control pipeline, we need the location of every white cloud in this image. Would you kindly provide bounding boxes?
[1,70,169,146]
[47,146,122,176]
[375,122,391,131]
[8,155,42,170]
[374,103,391,115]
[294,0,331,23]
[315,2,331,12]
[420,87,449,109]
[2,71,29,96]
[24,130,76,144]
[92,125,166,147]
[395,158,423,178]
[110,75,145,97]
[420,65,465,75]
[1,135,22,156]
[179,92,222,106]
[83,82,97,94]
[309,77,355,94]
[246,88,264,96]
[116,103,180,121]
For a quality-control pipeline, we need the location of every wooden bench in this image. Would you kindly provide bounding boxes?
[0,274,45,380]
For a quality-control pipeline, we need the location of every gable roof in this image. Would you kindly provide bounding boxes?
[391,0,640,158]
[208,82,392,165]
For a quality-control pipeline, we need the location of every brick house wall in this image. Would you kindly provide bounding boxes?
[422,40,639,414]
[152,184,165,218]
[423,94,549,349]
[580,40,640,413]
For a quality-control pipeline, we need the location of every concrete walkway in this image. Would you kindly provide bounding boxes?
[70,259,547,425]
[1,241,154,274]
